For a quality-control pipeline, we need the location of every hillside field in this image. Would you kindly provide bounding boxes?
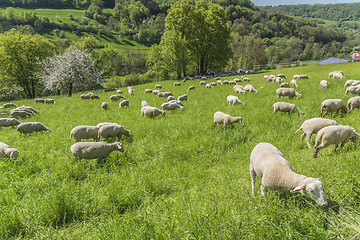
[1,62,360,239]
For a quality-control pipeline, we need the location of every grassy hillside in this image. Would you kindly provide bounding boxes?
[0,62,360,238]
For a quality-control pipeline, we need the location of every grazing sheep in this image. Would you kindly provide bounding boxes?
[117,90,124,94]
[201,76,207,80]
[210,82,217,86]
[275,77,283,83]
[205,84,213,88]
[0,118,21,128]
[141,106,166,118]
[263,75,269,81]
[35,98,45,103]
[80,93,91,99]
[0,142,19,159]
[153,90,161,95]
[347,96,360,113]
[272,102,303,115]
[17,122,51,136]
[96,122,120,128]
[98,124,130,140]
[215,77,220,80]
[227,95,245,105]
[2,103,17,108]
[241,76,250,82]
[217,80,223,85]
[110,95,124,101]
[155,84,163,89]
[145,89,153,93]
[213,111,242,126]
[277,74,286,79]
[16,106,38,114]
[351,80,360,86]
[168,100,184,107]
[10,109,32,119]
[233,85,245,94]
[174,82,181,87]
[90,94,100,99]
[344,80,355,89]
[119,100,129,108]
[290,79,299,87]
[250,142,328,207]
[295,118,339,148]
[199,81,207,85]
[101,102,108,110]
[321,99,347,117]
[141,101,148,107]
[127,86,135,95]
[313,125,359,158]
[159,92,173,98]
[276,88,302,99]
[178,94,188,101]
[70,125,99,142]
[320,80,328,88]
[70,141,124,162]
[280,82,290,88]
[187,86,195,91]
[161,102,184,111]
[234,78,242,82]
[267,75,276,82]
[345,86,360,95]
[223,80,229,85]
[45,98,56,104]
[243,84,258,93]
[229,80,236,85]
[167,96,175,101]
[293,74,309,80]
[329,71,344,79]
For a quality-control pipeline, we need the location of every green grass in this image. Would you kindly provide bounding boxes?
[1,62,360,238]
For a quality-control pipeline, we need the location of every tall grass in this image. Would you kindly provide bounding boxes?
[0,62,360,239]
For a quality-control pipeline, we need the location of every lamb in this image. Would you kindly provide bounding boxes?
[70,141,124,162]
[250,142,328,207]
[345,86,360,95]
[101,102,108,110]
[229,80,236,85]
[2,103,17,108]
[127,86,135,95]
[141,101,148,107]
[347,96,360,113]
[320,80,328,88]
[10,109,32,118]
[227,95,245,105]
[0,142,19,159]
[313,125,359,158]
[295,118,339,148]
[243,84,258,93]
[272,102,303,115]
[70,125,99,142]
[213,111,242,126]
[275,77,283,83]
[167,96,175,101]
[217,80,223,85]
[110,95,124,101]
[321,99,347,117]
[145,89,153,93]
[263,75,269,81]
[155,84,163,89]
[119,100,129,108]
[290,79,299,87]
[17,122,51,136]
[98,124,130,140]
[161,102,184,111]
[45,98,56,104]
[280,82,290,88]
[0,118,21,128]
[35,98,45,103]
[233,85,245,94]
[276,88,302,99]
[187,86,195,91]
[178,94,188,101]
[277,74,286,79]
[141,106,166,118]
[344,80,355,89]
[174,82,181,87]
[205,84,213,88]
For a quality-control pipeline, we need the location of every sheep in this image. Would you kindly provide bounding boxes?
[321,99,347,117]
[161,102,184,111]
[168,100,184,107]
[145,89,152,93]
[0,118,21,129]
[263,75,269,81]
[70,141,124,163]
[351,80,360,86]
[201,76,207,80]
[290,79,299,87]
[2,103,17,108]
[141,101,148,107]
[141,106,166,118]
[101,102,108,110]
[155,84,163,89]
[187,86,195,91]
[280,82,290,88]
[96,122,120,128]
[223,80,229,85]
[347,96,360,113]
[295,118,339,149]
[90,94,100,99]
[233,85,245,94]
[275,77,283,83]
[10,109,32,119]
[267,75,276,82]
[98,124,130,140]
[229,80,236,85]
[127,86,135,95]
[152,90,161,95]
[17,122,51,136]
[16,106,38,114]
[329,71,344,79]
[344,80,355,89]
[313,125,359,158]
[110,95,124,101]
[276,88,302,99]
[178,94,188,101]
[174,82,181,87]
[0,142,19,159]
[167,96,175,102]
[320,80,328,88]
[272,102,303,115]
[234,78,242,83]
[217,80,223,85]
[213,111,242,127]
[244,84,258,93]
[205,84,213,88]
[241,76,250,82]
[345,86,360,95]
[159,92,173,98]
[35,98,45,103]
[250,142,328,207]
[277,74,286,79]
[80,93,91,100]
[119,100,129,108]
[227,95,245,105]
[117,90,124,94]
[45,98,56,104]
[293,74,309,80]
[70,125,99,142]
[199,81,207,85]
[214,77,220,80]
[210,82,217,86]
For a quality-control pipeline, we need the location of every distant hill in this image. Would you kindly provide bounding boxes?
[252,0,360,6]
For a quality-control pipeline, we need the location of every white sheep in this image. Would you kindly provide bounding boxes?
[10,109,32,119]
[98,124,130,140]
[205,84,213,88]
[90,94,100,99]
[223,80,229,85]
[16,106,38,114]
[234,78,242,83]
[272,102,303,115]
[345,86,360,95]
[101,102,108,110]
[344,80,355,89]
[351,80,360,86]
[276,88,302,99]
[244,84,258,93]
[210,82,217,86]
[250,142,328,207]
[117,90,124,94]
[141,101,148,107]
[321,99,347,117]
[110,95,124,101]
[233,85,245,94]
[280,82,290,88]
[70,141,124,162]
[152,90,161,95]
[2,103,17,108]
[347,96,360,113]
[70,125,99,142]
[187,86,195,91]
[0,142,19,159]
[295,118,339,149]
[17,122,51,136]
[167,96,175,101]
[168,100,184,107]
[217,80,223,85]
[293,74,309,80]
[174,82,181,87]
[127,86,135,95]
[155,84,163,89]
[263,75,269,81]
[227,95,245,105]
[161,102,184,111]
[277,74,286,79]
[45,98,56,104]
[119,100,129,108]
[178,94,187,101]
[290,79,299,87]
[329,71,344,79]
[275,77,283,83]
[0,118,21,129]
[320,80,328,88]
[35,98,45,103]
[96,122,120,128]
[145,89,152,93]
[199,81,207,85]
[141,106,166,118]
[213,111,242,126]
[313,125,359,158]
[241,76,250,82]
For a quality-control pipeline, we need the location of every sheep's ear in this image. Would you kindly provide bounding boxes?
[290,184,305,193]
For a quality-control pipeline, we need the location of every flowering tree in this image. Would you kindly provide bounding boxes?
[39,48,101,96]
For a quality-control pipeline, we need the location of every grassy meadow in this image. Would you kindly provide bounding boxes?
[1,62,360,239]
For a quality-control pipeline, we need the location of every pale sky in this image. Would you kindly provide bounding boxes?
[252,0,360,6]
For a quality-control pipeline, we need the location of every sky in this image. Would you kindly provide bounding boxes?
[252,0,360,6]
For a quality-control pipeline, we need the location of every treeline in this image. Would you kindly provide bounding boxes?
[261,3,360,22]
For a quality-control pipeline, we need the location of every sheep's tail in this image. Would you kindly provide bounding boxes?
[295,126,302,134]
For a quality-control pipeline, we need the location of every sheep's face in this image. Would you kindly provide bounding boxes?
[10,149,19,159]
[114,142,124,152]
[291,178,328,207]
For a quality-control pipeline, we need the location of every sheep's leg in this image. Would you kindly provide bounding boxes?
[306,133,313,149]
[334,144,338,151]
[250,167,256,195]
[340,142,346,149]
[301,133,306,141]
[260,185,267,196]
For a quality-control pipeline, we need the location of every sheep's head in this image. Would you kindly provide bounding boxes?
[113,142,124,152]
[9,148,19,159]
[290,178,328,207]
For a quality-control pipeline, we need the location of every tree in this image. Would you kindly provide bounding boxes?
[39,48,101,97]
[0,32,55,98]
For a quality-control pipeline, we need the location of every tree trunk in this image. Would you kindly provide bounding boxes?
[68,83,73,97]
